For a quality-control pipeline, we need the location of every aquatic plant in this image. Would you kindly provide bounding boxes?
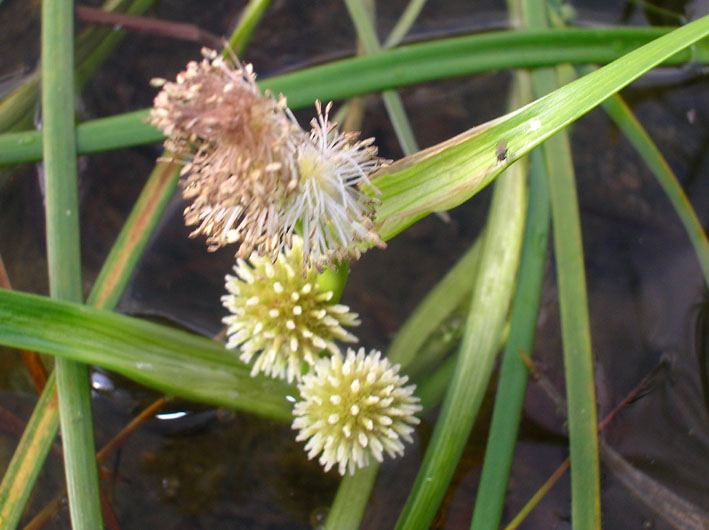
[292,347,421,475]
[222,235,360,383]
[0,1,708,529]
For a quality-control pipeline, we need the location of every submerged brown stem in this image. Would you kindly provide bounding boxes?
[75,5,223,49]
[506,356,704,529]
[23,396,171,529]
[0,255,48,392]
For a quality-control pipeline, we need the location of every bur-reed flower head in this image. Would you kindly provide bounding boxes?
[150,48,301,259]
[292,347,422,475]
[221,236,360,383]
[285,101,387,272]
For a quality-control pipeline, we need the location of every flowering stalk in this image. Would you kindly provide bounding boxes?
[150,48,299,259]
[222,236,360,383]
[292,347,422,475]
[150,50,387,270]
[287,101,387,271]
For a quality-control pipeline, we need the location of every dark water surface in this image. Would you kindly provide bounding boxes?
[0,0,708,528]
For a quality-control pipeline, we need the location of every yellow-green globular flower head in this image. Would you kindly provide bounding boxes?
[222,236,360,383]
[292,347,422,475]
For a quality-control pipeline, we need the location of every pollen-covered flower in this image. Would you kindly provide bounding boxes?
[292,347,422,475]
[284,101,387,271]
[221,236,360,383]
[150,48,300,259]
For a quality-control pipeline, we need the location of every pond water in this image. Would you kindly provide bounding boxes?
[0,0,708,528]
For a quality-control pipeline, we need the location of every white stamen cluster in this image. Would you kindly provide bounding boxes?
[150,49,387,270]
[222,236,360,383]
[150,48,299,259]
[292,347,422,475]
[285,101,386,271]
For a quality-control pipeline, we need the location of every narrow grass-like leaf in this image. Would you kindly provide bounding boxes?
[265,27,708,110]
[0,11,276,527]
[518,4,600,526]
[87,161,181,309]
[387,239,481,369]
[373,16,709,240]
[470,3,575,528]
[0,160,183,528]
[0,372,60,529]
[600,92,709,287]
[383,0,427,48]
[344,0,420,155]
[394,97,528,529]
[226,0,272,56]
[0,0,154,134]
[535,73,600,530]
[470,142,550,528]
[1,27,706,166]
[42,1,103,527]
[0,288,295,421]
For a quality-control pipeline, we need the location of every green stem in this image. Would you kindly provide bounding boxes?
[42,1,103,528]
[520,3,601,527]
[324,464,379,530]
[470,134,550,528]
[226,0,273,56]
[0,372,60,529]
[600,92,709,287]
[383,0,428,48]
[394,81,528,529]
[0,26,706,166]
[0,7,275,527]
[344,0,419,155]
[536,55,602,530]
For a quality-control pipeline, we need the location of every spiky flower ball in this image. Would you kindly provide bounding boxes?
[150,48,301,259]
[292,347,422,475]
[222,236,360,383]
[284,101,387,271]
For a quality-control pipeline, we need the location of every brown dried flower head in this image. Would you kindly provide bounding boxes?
[150,48,301,259]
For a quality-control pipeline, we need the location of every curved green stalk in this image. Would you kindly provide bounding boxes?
[470,105,550,530]
[394,87,529,529]
[373,15,709,239]
[42,1,103,528]
[0,26,706,166]
[264,26,707,110]
[600,92,709,287]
